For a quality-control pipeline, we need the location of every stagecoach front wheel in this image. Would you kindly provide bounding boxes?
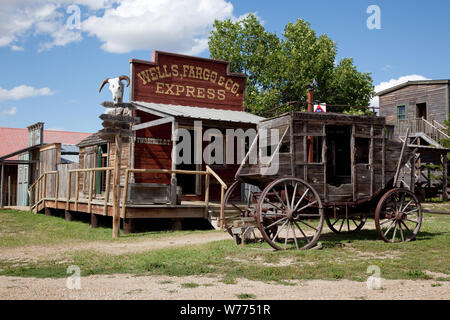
[375,188,422,243]
[256,177,324,250]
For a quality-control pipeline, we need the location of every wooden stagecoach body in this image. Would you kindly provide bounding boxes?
[224,112,423,250]
[237,112,413,204]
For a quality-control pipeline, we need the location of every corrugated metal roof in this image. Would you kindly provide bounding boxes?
[133,101,264,124]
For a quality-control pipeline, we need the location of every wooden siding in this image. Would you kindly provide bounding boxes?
[379,83,449,129]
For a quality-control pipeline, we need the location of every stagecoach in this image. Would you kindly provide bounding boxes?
[222,112,422,250]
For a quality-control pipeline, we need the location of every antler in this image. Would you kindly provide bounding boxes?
[99,78,110,93]
[119,75,130,87]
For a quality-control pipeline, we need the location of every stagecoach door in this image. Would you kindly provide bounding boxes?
[326,125,351,186]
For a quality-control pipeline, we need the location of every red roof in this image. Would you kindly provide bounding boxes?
[0,127,92,160]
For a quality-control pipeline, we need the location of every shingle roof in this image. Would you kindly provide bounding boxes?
[133,101,264,124]
[0,127,91,160]
[76,131,107,148]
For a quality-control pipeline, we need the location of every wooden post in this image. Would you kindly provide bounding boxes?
[369,125,374,196]
[120,170,130,219]
[170,120,178,205]
[382,126,386,188]
[7,175,11,207]
[410,156,416,194]
[112,135,122,238]
[88,170,94,214]
[66,171,71,211]
[351,124,357,201]
[204,173,210,219]
[442,152,448,201]
[55,171,59,208]
[220,186,225,227]
[0,161,4,208]
[74,171,79,212]
[104,169,111,216]
[91,213,99,228]
[123,218,135,234]
[65,210,73,221]
[307,88,314,163]
[43,173,47,199]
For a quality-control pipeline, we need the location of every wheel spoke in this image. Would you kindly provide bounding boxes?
[400,199,413,212]
[351,218,359,228]
[380,218,395,226]
[264,198,285,212]
[347,218,350,232]
[296,200,318,213]
[383,220,396,237]
[392,223,398,243]
[399,222,405,242]
[406,218,419,225]
[293,188,310,212]
[404,208,419,215]
[293,220,309,242]
[264,217,287,230]
[401,220,413,234]
[338,218,345,232]
[272,219,289,242]
[331,218,341,227]
[291,223,299,250]
[274,192,288,210]
[297,219,319,232]
[291,183,298,209]
[230,202,245,214]
[284,184,291,210]
[284,221,290,249]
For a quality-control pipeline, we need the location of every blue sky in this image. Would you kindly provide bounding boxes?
[0,0,449,133]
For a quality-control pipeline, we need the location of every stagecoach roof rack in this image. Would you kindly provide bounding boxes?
[260,111,386,125]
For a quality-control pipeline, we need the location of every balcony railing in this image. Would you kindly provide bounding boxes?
[398,118,449,144]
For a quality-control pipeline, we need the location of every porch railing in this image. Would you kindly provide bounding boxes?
[27,165,228,227]
[398,117,449,144]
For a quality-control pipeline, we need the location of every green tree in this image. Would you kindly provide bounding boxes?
[209,14,375,115]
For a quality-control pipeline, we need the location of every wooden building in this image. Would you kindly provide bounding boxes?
[35,51,264,232]
[0,123,90,207]
[377,79,450,200]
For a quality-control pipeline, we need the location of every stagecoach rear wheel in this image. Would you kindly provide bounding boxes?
[325,213,367,234]
[375,188,422,243]
[222,180,257,236]
[256,177,324,250]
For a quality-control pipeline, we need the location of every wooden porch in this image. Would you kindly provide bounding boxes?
[28,166,228,234]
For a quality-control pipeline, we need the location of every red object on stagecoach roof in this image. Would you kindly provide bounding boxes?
[0,127,91,160]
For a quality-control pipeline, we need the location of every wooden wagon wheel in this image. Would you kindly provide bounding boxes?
[256,177,324,250]
[222,180,257,240]
[375,188,422,243]
[325,213,367,234]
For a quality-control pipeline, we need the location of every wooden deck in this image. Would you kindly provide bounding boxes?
[37,197,222,219]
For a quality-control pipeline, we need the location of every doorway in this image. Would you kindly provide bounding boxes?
[176,129,198,195]
[326,125,351,186]
[417,103,427,119]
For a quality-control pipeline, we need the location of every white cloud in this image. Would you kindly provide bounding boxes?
[370,74,431,109]
[0,106,17,116]
[0,85,54,102]
[82,0,235,54]
[0,0,238,55]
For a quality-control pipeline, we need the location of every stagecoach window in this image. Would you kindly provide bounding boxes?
[355,138,370,164]
[307,136,323,163]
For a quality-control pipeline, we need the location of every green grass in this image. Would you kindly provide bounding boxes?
[236,293,256,300]
[180,282,200,288]
[0,209,217,248]
[0,209,449,283]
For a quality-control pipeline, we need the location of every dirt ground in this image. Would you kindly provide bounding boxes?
[0,231,449,300]
[1,274,449,300]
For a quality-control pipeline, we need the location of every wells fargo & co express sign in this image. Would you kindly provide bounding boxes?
[130,51,246,111]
